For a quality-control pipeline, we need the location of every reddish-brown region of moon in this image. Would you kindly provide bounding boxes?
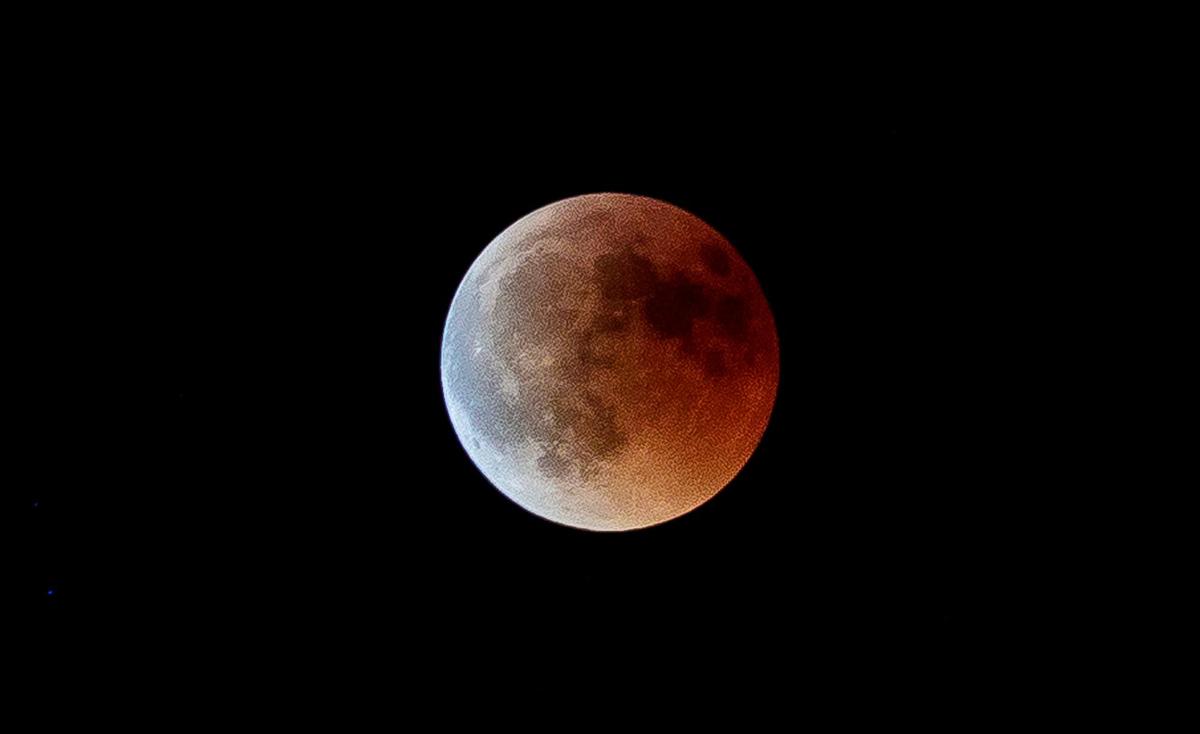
[441,194,779,531]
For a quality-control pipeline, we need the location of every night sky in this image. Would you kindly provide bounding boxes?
[16,26,1087,690]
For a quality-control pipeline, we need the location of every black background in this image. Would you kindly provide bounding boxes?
[16,21,1092,693]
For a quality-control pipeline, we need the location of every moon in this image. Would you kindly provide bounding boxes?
[441,193,779,531]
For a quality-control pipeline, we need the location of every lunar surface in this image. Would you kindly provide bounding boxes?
[441,194,779,531]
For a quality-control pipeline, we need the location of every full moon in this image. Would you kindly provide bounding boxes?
[441,194,779,531]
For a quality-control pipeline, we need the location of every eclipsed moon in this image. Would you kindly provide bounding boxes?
[441,193,779,531]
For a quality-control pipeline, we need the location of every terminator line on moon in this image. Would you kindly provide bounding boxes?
[441,193,779,531]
